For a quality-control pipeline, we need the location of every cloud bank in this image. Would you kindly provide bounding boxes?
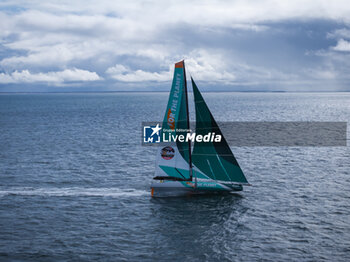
[0,0,350,91]
[0,68,101,84]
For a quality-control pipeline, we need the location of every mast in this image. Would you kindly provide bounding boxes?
[182,60,194,184]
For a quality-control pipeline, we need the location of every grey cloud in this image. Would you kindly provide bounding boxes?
[0,1,350,91]
[0,68,101,83]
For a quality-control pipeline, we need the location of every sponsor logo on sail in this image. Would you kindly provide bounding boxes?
[161,146,175,160]
[166,73,181,130]
[167,109,175,130]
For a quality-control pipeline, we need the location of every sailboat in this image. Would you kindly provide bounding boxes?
[151,60,250,197]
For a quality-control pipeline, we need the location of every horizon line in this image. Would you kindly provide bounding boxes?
[1,90,350,94]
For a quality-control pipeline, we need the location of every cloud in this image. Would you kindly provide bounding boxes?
[0,68,101,83]
[184,51,237,83]
[327,28,350,39]
[303,67,337,79]
[4,0,350,24]
[106,64,170,82]
[105,49,296,86]
[327,28,350,52]
[105,51,238,83]
[1,1,350,90]
[331,39,350,52]
[106,50,238,83]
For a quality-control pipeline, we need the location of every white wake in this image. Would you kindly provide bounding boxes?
[0,187,149,198]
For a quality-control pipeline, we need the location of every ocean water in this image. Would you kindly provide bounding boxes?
[0,92,349,261]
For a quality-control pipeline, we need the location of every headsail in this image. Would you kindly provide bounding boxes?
[154,61,192,181]
[191,78,249,184]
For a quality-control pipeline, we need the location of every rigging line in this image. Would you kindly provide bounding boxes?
[207,159,217,181]
[175,167,187,179]
[216,154,232,182]
[192,168,211,180]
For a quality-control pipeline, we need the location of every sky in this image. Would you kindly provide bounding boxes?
[0,0,350,92]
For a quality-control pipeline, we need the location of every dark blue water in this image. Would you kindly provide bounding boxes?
[1,93,349,261]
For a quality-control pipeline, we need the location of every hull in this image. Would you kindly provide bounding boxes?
[150,180,243,197]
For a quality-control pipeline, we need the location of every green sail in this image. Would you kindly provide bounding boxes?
[174,66,190,165]
[161,61,190,167]
[155,61,191,180]
[191,78,248,184]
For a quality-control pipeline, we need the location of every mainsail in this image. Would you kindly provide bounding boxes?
[154,61,192,181]
[191,78,249,184]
